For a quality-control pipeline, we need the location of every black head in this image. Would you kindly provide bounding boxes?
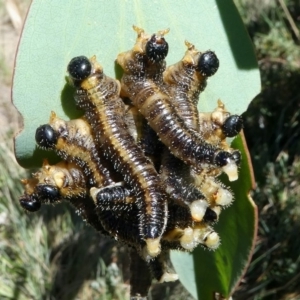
[197,51,219,77]
[215,151,232,167]
[203,207,217,223]
[222,115,243,137]
[35,124,57,149]
[19,194,41,212]
[145,34,169,63]
[67,56,92,82]
[36,184,60,203]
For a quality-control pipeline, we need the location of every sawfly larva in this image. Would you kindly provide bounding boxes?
[116,26,238,181]
[67,55,168,258]
[20,160,107,234]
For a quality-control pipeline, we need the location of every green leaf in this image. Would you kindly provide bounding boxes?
[171,133,258,299]
[13,0,260,168]
[13,0,260,298]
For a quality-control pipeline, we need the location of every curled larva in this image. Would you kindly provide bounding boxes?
[67,55,168,258]
[163,40,219,130]
[35,112,116,187]
[199,100,243,152]
[123,31,214,222]
[116,26,238,179]
[129,29,203,210]
[158,41,220,217]
[90,185,141,248]
[197,100,243,180]
[19,160,107,234]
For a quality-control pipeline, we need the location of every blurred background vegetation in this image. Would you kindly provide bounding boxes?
[1,0,300,299]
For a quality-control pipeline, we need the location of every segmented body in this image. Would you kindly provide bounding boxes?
[95,198,142,248]
[160,43,236,211]
[68,56,168,256]
[19,27,244,290]
[163,41,208,130]
[160,44,204,192]
[48,112,115,187]
[142,37,211,212]
[199,100,243,149]
[160,150,205,206]
[20,161,107,233]
[117,27,235,172]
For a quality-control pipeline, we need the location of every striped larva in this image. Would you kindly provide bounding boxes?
[35,113,115,187]
[17,25,248,296]
[91,185,217,256]
[116,26,238,180]
[67,55,168,258]
[158,41,223,218]
[19,160,107,234]
[163,40,219,130]
[162,45,240,210]
[199,100,243,161]
[122,30,213,222]
[115,29,204,218]
[35,113,135,203]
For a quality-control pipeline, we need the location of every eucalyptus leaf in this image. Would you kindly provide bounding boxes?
[13,0,260,168]
[171,133,258,300]
[13,1,260,298]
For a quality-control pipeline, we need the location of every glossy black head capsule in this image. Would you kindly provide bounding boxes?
[67,56,92,83]
[35,124,57,149]
[197,51,219,77]
[222,115,243,137]
[215,151,232,167]
[145,34,169,63]
[35,184,60,203]
[203,207,217,223]
[19,194,41,212]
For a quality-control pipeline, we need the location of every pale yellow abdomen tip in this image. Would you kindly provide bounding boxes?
[180,227,195,250]
[204,231,220,250]
[215,188,233,206]
[190,199,208,221]
[222,160,238,182]
[145,237,161,257]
